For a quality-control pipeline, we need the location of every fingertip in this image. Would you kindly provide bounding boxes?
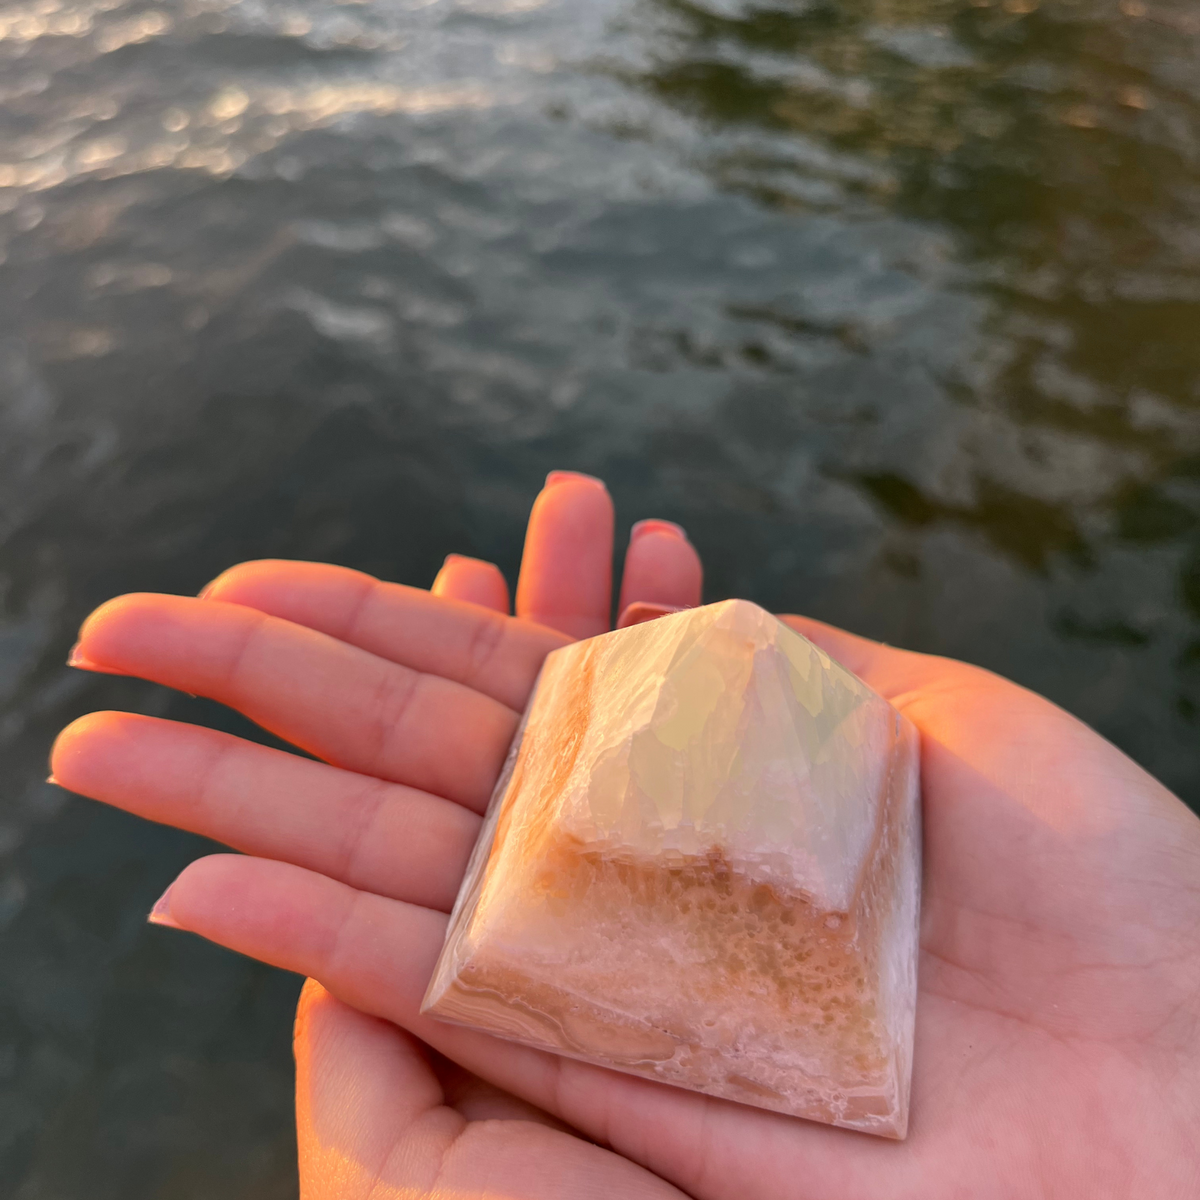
[298,975,330,1013]
[153,855,359,973]
[617,520,703,615]
[66,644,130,675]
[147,883,182,930]
[50,710,126,786]
[77,592,150,637]
[160,853,249,930]
[294,977,361,1057]
[616,601,688,629]
[629,518,688,544]
[72,592,168,668]
[294,977,331,1057]
[544,470,607,492]
[431,555,511,613]
[198,560,297,605]
[53,708,117,749]
[517,470,616,639]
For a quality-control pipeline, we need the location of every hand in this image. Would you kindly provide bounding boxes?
[52,475,1200,1198]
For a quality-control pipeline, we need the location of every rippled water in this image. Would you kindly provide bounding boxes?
[2,0,1198,1191]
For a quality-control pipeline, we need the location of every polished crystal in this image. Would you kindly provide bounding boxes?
[422,599,921,1137]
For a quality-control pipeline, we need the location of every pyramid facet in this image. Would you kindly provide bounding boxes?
[422,599,921,1137]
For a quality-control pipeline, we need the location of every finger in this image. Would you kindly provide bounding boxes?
[515,472,615,639]
[431,555,510,614]
[295,978,446,1200]
[200,560,567,712]
[156,855,824,1200]
[616,520,703,616]
[51,712,477,910]
[71,593,516,812]
[294,980,684,1200]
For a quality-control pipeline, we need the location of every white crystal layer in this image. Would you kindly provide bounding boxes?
[517,599,898,912]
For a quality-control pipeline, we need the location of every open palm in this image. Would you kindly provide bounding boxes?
[53,473,1200,1199]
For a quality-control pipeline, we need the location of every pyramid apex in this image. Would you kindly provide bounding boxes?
[711,596,775,621]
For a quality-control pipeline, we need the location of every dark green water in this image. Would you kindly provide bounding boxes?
[1,0,1198,1192]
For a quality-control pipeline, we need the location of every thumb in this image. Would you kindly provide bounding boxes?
[295,978,445,1200]
[293,980,685,1200]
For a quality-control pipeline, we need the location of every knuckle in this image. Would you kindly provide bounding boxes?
[461,610,507,689]
[367,666,423,766]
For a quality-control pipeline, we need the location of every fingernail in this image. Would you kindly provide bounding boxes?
[66,645,129,676]
[433,555,469,590]
[544,470,606,490]
[617,601,689,629]
[197,571,225,599]
[147,885,182,930]
[46,774,61,787]
[67,645,107,669]
[630,519,688,544]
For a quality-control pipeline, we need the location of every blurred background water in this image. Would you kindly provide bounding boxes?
[1,0,1198,1192]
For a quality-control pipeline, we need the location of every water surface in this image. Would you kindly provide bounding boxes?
[2,0,1199,1192]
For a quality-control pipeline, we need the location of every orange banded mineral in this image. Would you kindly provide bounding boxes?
[422,599,921,1138]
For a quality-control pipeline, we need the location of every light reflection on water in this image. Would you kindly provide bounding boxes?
[1,0,1198,1191]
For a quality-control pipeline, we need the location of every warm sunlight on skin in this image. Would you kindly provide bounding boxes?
[50,472,1200,1199]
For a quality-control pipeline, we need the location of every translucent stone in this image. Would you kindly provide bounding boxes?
[422,599,922,1138]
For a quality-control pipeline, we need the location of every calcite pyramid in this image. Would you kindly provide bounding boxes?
[422,599,921,1137]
